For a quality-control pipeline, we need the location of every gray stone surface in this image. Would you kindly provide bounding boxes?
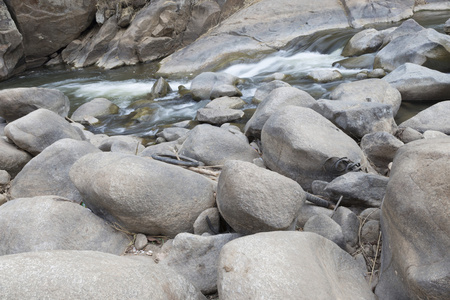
[303,214,346,249]
[98,136,144,154]
[399,101,450,134]
[217,231,376,300]
[70,152,216,237]
[156,127,190,142]
[0,88,70,122]
[361,131,404,174]
[193,207,220,235]
[331,206,360,251]
[245,87,317,138]
[217,160,305,235]
[0,196,130,256]
[150,77,172,98]
[261,106,368,190]
[376,138,450,299]
[307,69,342,82]
[0,138,31,178]
[383,63,450,101]
[0,250,206,299]
[252,80,291,104]
[197,107,244,125]
[9,139,101,203]
[190,72,241,100]
[179,124,259,166]
[395,126,424,143]
[315,99,397,139]
[160,232,240,294]
[341,28,385,57]
[71,98,119,122]
[329,79,402,116]
[4,109,84,156]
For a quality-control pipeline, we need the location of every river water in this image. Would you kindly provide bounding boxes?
[0,11,448,140]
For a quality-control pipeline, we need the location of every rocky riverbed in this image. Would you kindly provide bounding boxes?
[0,0,450,299]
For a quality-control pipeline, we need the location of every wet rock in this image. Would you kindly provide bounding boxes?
[9,139,100,203]
[0,196,130,256]
[395,126,424,143]
[331,207,360,251]
[197,107,244,125]
[71,98,119,122]
[333,53,375,69]
[376,138,450,299]
[360,131,404,175]
[0,138,32,178]
[193,207,220,235]
[383,63,450,101]
[252,80,291,104]
[261,106,368,190]
[321,172,389,208]
[0,1,25,81]
[245,87,317,139]
[374,26,450,72]
[69,152,216,237]
[304,214,346,249]
[307,69,342,82]
[217,231,376,300]
[445,18,450,34]
[330,78,402,116]
[341,28,386,57]
[5,0,96,66]
[159,232,240,294]
[150,77,172,98]
[380,19,425,48]
[315,99,397,139]
[367,68,386,78]
[98,136,144,154]
[0,88,70,122]
[399,101,450,134]
[0,250,206,299]
[190,72,241,100]
[217,160,305,235]
[4,109,84,156]
[179,124,259,166]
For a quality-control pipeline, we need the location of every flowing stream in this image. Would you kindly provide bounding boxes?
[0,11,447,140]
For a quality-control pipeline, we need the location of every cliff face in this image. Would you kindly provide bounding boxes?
[0,0,448,80]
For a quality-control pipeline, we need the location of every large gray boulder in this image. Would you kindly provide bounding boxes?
[361,131,404,174]
[179,124,259,166]
[71,98,119,122]
[252,80,291,104]
[69,152,216,237]
[374,27,450,72]
[376,138,450,299]
[383,63,450,101]
[0,250,206,299]
[4,0,96,66]
[4,108,84,155]
[218,231,376,300]
[261,106,368,190]
[315,99,397,139]
[0,196,129,256]
[399,101,450,134]
[0,88,70,122]
[9,139,100,203]
[196,96,245,125]
[245,87,317,139]
[190,72,241,100]
[0,0,25,81]
[341,28,389,57]
[159,232,240,294]
[0,138,31,178]
[329,79,402,116]
[303,214,346,249]
[217,160,305,235]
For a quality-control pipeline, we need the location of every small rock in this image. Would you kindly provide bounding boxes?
[134,233,148,250]
[307,69,343,82]
[395,127,423,143]
[331,207,360,250]
[361,220,380,245]
[359,208,381,222]
[0,170,10,186]
[423,130,447,139]
[303,214,346,250]
[150,77,172,98]
[193,207,220,235]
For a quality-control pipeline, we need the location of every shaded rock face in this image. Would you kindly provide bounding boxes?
[0,196,130,256]
[218,231,376,300]
[0,250,206,299]
[0,0,25,81]
[217,160,305,235]
[9,139,101,203]
[4,0,96,66]
[69,152,216,237]
[0,87,70,122]
[0,138,31,178]
[399,101,450,134]
[376,138,450,299]
[261,106,367,190]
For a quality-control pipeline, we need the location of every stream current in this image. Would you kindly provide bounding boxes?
[0,11,448,140]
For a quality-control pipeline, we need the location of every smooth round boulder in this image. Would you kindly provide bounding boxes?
[217,160,305,234]
[341,28,385,57]
[69,152,216,237]
[399,101,450,134]
[329,79,402,116]
[218,231,376,300]
[4,108,84,156]
[0,250,206,299]
[261,106,368,190]
[0,138,31,178]
[71,98,119,122]
[190,72,241,100]
[9,139,101,203]
[376,138,450,299]
[0,88,70,122]
[0,196,130,256]
[252,80,291,104]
